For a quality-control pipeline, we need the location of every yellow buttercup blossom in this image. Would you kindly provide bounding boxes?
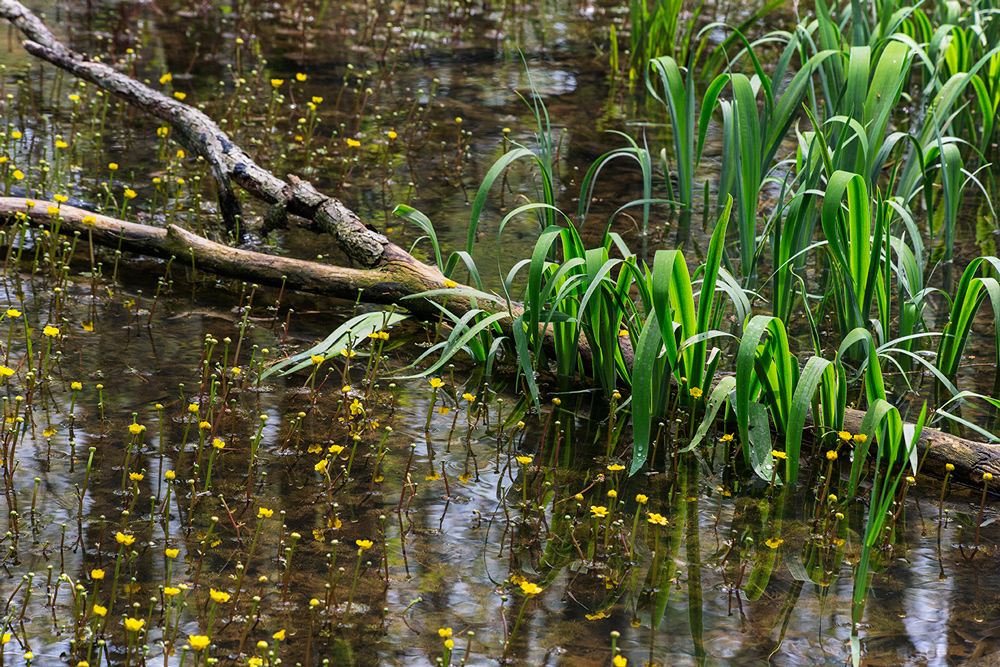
[438,628,452,638]
[188,635,210,651]
[257,507,274,518]
[115,532,135,546]
[590,506,608,518]
[165,548,179,558]
[212,438,225,449]
[826,450,838,461]
[647,512,667,526]
[429,378,444,388]
[356,539,373,551]
[273,629,286,641]
[607,464,625,472]
[515,455,532,465]
[91,569,105,580]
[43,325,60,337]
[209,589,231,603]
[270,79,284,88]
[765,537,784,549]
[92,604,107,617]
[635,494,648,504]
[520,581,542,596]
[689,387,703,399]
[838,431,852,442]
[124,617,144,632]
[772,450,788,460]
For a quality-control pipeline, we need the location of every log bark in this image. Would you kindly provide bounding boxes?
[1,0,998,493]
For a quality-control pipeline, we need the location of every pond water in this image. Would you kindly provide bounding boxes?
[2,1,1000,667]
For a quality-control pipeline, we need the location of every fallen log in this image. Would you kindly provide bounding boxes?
[1,0,997,493]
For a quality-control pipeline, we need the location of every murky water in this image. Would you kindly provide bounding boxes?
[2,0,1000,666]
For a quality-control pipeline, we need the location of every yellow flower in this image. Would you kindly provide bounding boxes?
[647,512,667,526]
[311,354,324,365]
[0,366,14,377]
[607,489,617,499]
[82,215,97,226]
[209,589,231,603]
[71,381,82,390]
[257,507,274,518]
[985,473,994,482]
[165,548,179,558]
[388,130,398,139]
[188,403,199,413]
[853,433,867,444]
[159,73,173,84]
[173,91,186,100]
[607,464,625,471]
[12,169,23,180]
[689,387,703,399]
[296,72,307,82]
[311,96,323,104]
[47,206,60,216]
[123,188,137,199]
[828,494,838,503]
[519,581,542,596]
[188,635,210,651]
[946,463,955,471]
[445,639,454,649]
[314,459,329,473]
[308,443,323,454]
[11,131,21,139]
[772,450,788,460]
[614,656,627,667]
[129,472,144,482]
[356,539,374,553]
[515,455,532,465]
[199,421,212,430]
[82,321,94,332]
[54,194,68,203]
[108,163,118,171]
[92,604,107,617]
[273,629,286,641]
[91,569,105,580]
[443,279,458,288]
[838,430,852,442]
[765,537,783,549]
[590,506,608,518]
[115,532,135,546]
[429,378,444,388]
[212,438,225,449]
[124,617,144,632]
[128,423,145,435]
[438,628,453,638]
[635,494,648,504]
[6,308,21,317]
[164,470,176,480]
[826,450,838,461]
[455,117,463,124]
[328,444,345,455]
[271,79,284,88]
[462,392,475,402]
[346,138,361,147]
[43,325,60,337]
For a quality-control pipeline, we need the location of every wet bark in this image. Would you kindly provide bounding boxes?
[0,0,997,492]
